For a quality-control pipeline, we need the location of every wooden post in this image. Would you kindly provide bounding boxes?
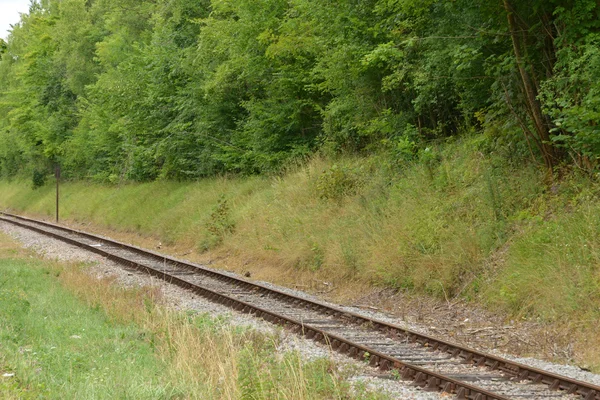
[55,164,60,223]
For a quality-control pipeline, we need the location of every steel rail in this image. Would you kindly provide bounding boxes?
[2,212,598,400]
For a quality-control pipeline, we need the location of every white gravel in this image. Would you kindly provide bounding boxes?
[0,221,447,399]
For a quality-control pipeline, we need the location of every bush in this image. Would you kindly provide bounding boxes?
[314,164,362,201]
[31,170,48,189]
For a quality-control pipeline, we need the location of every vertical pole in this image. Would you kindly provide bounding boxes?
[55,164,60,223]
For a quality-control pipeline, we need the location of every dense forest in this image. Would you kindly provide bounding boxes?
[0,0,599,182]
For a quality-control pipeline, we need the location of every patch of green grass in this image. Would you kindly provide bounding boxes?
[0,258,178,399]
[0,177,267,249]
[485,186,600,321]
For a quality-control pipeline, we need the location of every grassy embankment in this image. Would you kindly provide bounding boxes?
[0,233,371,399]
[1,135,599,370]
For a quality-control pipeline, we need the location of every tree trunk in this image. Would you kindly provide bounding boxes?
[503,0,556,172]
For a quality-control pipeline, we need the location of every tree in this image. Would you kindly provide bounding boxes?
[1,0,600,181]
[502,0,558,171]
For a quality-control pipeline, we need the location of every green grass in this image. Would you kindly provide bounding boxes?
[485,182,600,319]
[1,134,600,370]
[0,256,178,399]
[0,177,267,247]
[0,136,542,298]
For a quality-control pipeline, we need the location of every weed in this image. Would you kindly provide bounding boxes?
[341,241,362,275]
[484,167,503,221]
[202,195,235,250]
[310,242,325,271]
[314,164,361,201]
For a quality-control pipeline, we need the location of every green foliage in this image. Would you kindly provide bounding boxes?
[542,36,600,162]
[1,0,600,179]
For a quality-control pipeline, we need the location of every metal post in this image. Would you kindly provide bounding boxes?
[55,164,60,223]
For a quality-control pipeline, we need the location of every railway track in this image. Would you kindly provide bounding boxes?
[1,212,598,400]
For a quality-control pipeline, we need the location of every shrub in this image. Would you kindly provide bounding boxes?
[31,170,48,189]
[314,164,362,201]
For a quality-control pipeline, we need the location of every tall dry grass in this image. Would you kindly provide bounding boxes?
[57,265,350,399]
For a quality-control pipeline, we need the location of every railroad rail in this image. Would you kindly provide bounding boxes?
[1,212,598,400]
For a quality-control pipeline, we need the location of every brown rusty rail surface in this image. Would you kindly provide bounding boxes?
[1,212,598,400]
